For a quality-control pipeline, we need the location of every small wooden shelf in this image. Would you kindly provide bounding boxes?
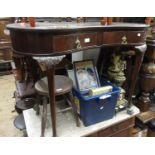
[136,111,155,124]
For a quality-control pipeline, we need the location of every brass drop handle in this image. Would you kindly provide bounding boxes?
[75,38,82,49]
[121,36,128,44]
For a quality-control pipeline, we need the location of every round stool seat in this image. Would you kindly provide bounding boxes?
[14,113,26,130]
[16,98,36,111]
[35,75,73,96]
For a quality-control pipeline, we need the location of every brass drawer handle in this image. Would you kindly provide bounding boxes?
[75,38,82,49]
[122,36,128,44]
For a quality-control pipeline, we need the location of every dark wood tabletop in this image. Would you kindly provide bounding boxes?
[7,22,148,31]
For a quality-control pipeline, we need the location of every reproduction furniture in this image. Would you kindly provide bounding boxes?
[136,32,155,112]
[7,21,148,136]
[15,98,36,114]
[135,31,155,137]
[35,75,80,137]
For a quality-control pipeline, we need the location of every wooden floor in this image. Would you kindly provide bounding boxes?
[0,74,23,137]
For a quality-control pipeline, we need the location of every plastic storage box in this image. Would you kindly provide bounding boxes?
[73,79,120,126]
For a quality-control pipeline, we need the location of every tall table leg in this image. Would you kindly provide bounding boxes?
[127,44,146,114]
[46,65,57,137]
[32,55,65,137]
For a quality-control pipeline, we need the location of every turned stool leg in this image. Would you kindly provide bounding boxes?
[35,95,42,115]
[41,96,48,137]
[65,92,80,127]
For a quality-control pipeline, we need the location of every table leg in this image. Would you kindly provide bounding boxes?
[41,96,47,137]
[127,44,146,112]
[46,65,57,137]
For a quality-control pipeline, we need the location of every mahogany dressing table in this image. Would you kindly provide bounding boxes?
[7,22,148,136]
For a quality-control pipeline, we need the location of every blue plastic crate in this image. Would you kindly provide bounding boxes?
[73,79,120,126]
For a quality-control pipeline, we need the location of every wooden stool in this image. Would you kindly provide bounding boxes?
[15,98,36,114]
[35,75,80,137]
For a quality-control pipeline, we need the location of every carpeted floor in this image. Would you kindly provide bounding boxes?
[0,74,23,137]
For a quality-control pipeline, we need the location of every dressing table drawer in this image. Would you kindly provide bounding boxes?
[103,31,146,45]
[98,118,135,137]
[53,33,98,52]
[111,127,132,137]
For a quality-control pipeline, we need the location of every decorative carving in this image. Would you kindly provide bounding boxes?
[139,92,151,103]
[108,53,126,86]
[141,63,155,74]
[33,55,66,69]
[108,53,127,111]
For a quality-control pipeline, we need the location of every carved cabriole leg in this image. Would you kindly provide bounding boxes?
[127,44,146,114]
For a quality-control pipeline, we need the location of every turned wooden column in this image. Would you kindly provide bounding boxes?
[137,37,155,112]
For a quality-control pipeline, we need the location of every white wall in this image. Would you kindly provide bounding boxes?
[72,48,100,65]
